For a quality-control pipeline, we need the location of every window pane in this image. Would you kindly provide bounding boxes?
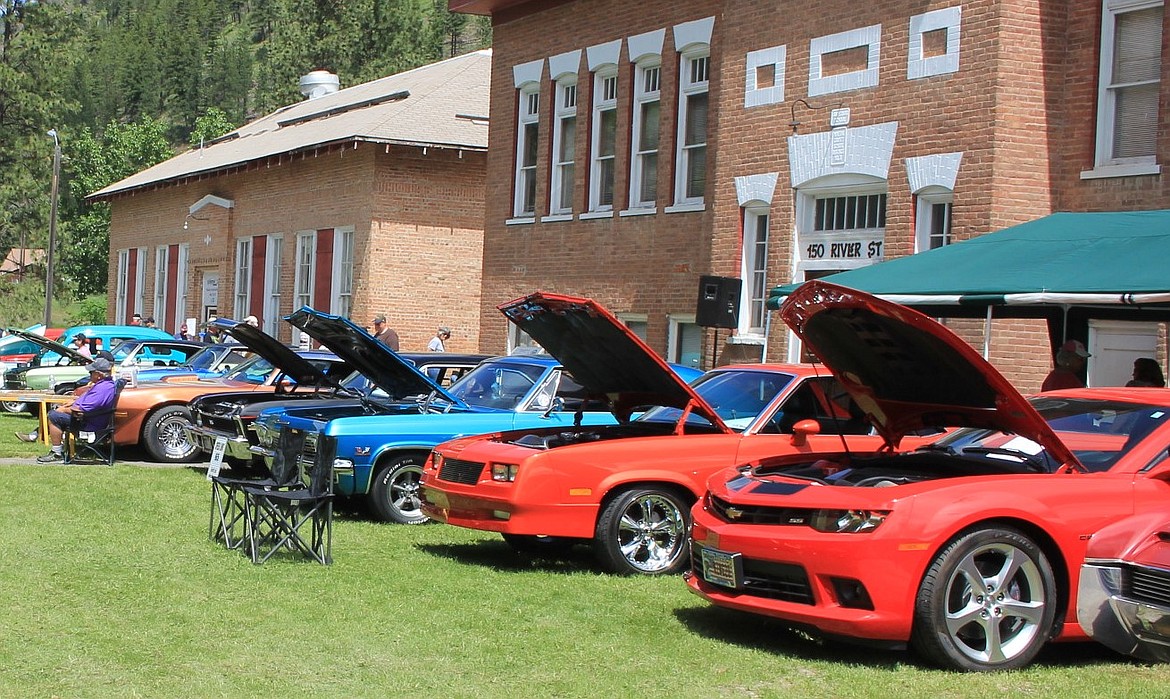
[686,146,706,199]
[522,122,539,166]
[559,116,576,161]
[1114,7,1164,83]
[640,101,660,150]
[1114,82,1160,158]
[559,163,574,210]
[599,159,614,206]
[685,93,708,146]
[640,152,658,202]
[599,108,616,156]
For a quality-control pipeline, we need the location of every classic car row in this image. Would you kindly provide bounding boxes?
[16,284,1170,672]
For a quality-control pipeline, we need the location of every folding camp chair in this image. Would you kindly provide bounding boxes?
[242,433,336,565]
[209,427,305,550]
[64,378,126,466]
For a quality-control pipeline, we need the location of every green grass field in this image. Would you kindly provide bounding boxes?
[0,412,1167,697]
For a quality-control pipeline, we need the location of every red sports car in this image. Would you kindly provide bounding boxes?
[420,292,938,576]
[686,280,1170,671]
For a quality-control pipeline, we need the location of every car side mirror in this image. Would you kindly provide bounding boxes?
[790,418,821,447]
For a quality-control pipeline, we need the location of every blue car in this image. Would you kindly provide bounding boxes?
[134,344,251,383]
[251,306,701,524]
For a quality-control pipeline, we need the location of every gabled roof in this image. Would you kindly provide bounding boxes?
[0,248,44,273]
[89,49,492,200]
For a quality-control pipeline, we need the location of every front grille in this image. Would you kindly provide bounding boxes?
[708,494,811,526]
[691,546,814,604]
[439,458,484,485]
[197,412,240,434]
[1126,565,1170,607]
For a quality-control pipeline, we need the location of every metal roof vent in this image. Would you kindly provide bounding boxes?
[299,70,340,100]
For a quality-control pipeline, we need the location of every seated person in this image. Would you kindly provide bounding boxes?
[35,357,118,463]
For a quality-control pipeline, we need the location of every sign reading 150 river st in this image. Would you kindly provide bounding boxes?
[800,230,885,265]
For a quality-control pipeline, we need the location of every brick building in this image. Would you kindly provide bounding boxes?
[452,0,1170,391]
[89,51,491,352]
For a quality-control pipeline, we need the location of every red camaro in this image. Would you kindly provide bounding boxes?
[421,292,937,576]
[687,280,1170,671]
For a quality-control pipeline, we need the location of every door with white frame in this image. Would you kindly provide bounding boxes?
[1087,319,1159,388]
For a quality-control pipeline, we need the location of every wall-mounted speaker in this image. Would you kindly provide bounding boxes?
[696,275,741,329]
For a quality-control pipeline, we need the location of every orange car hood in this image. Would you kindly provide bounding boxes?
[780,280,1077,466]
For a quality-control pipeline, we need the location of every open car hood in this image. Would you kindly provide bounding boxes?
[214,318,336,386]
[283,307,461,403]
[4,327,89,364]
[780,281,1077,466]
[500,292,726,427]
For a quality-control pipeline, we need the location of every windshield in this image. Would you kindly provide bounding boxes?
[638,369,795,431]
[110,342,136,362]
[221,355,276,385]
[446,360,548,410]
[929,396,1170,473]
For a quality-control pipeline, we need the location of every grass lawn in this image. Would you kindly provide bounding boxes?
[0,414,1167,697]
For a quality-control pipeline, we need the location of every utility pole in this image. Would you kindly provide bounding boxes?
[45,129,60,327]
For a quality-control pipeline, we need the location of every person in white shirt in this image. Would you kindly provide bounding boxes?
[428,326,451,352]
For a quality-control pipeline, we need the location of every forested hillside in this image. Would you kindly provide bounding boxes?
[0,0,489,321]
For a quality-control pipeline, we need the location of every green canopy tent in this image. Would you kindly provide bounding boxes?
[768,210,1170,350]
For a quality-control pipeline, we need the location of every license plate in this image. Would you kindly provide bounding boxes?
[700,547,743,588]
[206,436,228,480]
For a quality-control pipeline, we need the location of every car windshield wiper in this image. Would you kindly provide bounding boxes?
[957,446,1048,473]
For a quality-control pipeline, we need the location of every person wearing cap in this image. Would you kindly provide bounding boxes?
[372,314,400,351]
[1041,339,1091,392]
[428,326,451,352]
[34,357,119,463]
[130,313,143,326]
[68,332,92,359]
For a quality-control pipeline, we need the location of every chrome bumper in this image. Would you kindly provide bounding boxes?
[1078,563,1170,662]
[186,424,254,461]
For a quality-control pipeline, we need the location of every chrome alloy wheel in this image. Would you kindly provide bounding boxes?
[615,493,687,574]
[941,541,1047,665]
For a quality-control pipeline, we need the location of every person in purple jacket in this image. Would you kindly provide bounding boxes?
[36,357,119,463]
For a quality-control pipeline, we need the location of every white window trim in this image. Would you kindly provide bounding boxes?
[809,24,882,96]
[907,6,962,79]
[550,78,578,216]
[262,235,283,337]
[914,188,954,253]
[625,59,662,212]
[745,46,787,108]
[588,68,619,213]
[233,236,252,321]
[1084,0,1164,177]
[513,85,541,219]
[792,179,889,278]
[740,206,770,337]
[133,248,146,321]
[115,249,129,325]
[672,48,709,209]
[293,230,317,312]
[173,243,189,332]
[153,246,168,331]
[330,227,355,317]
[667,313,700,371]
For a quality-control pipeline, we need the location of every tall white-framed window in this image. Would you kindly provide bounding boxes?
[153,246,168,331]
[133,247,146,320]
[507,324,540,355]
[549,79,578,217]
[294,230,317,311]
[674,50,709,207]
[263,235,283,337]
[628,60,661,210]
[1091,0,1164,175]
[233,236,252,321]
[331,227,355,318]
[174,243,189,331]
[513,86,541,218]
[668,314,701,371]
[115,249,130,324]
[914,189,954,252]
[741,208,770,335]
[589,69,619,213]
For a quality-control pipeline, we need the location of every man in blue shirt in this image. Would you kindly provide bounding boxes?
[36,357,118,463]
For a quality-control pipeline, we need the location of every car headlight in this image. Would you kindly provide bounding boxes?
[490,463,519,482]
[809,509,888,533]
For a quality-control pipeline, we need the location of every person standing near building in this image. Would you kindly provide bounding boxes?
[1126,357,1165,387]
[372,315,400,351]
[1041,340,1090,392]
[428,326,451,352]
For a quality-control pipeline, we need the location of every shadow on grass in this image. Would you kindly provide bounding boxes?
[674,604,1131,671]
[415,538,604,574]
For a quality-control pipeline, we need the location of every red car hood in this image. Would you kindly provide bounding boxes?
[780,281,1077,466]
[499,292,725,428]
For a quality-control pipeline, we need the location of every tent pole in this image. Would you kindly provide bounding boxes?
[983,306,992,360]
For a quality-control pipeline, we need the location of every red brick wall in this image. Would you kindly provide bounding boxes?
[106,142,486,351]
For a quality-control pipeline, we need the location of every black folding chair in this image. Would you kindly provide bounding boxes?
[242,433,336,565]
[209,428,305,550]
[64,378,126,466]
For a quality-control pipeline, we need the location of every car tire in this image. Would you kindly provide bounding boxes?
[911,526,1057,671]
[369,454,429,524]
[1,401,27,414]
[502,533,578,556]
[142,405,200,463]
[593,487,691,576]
